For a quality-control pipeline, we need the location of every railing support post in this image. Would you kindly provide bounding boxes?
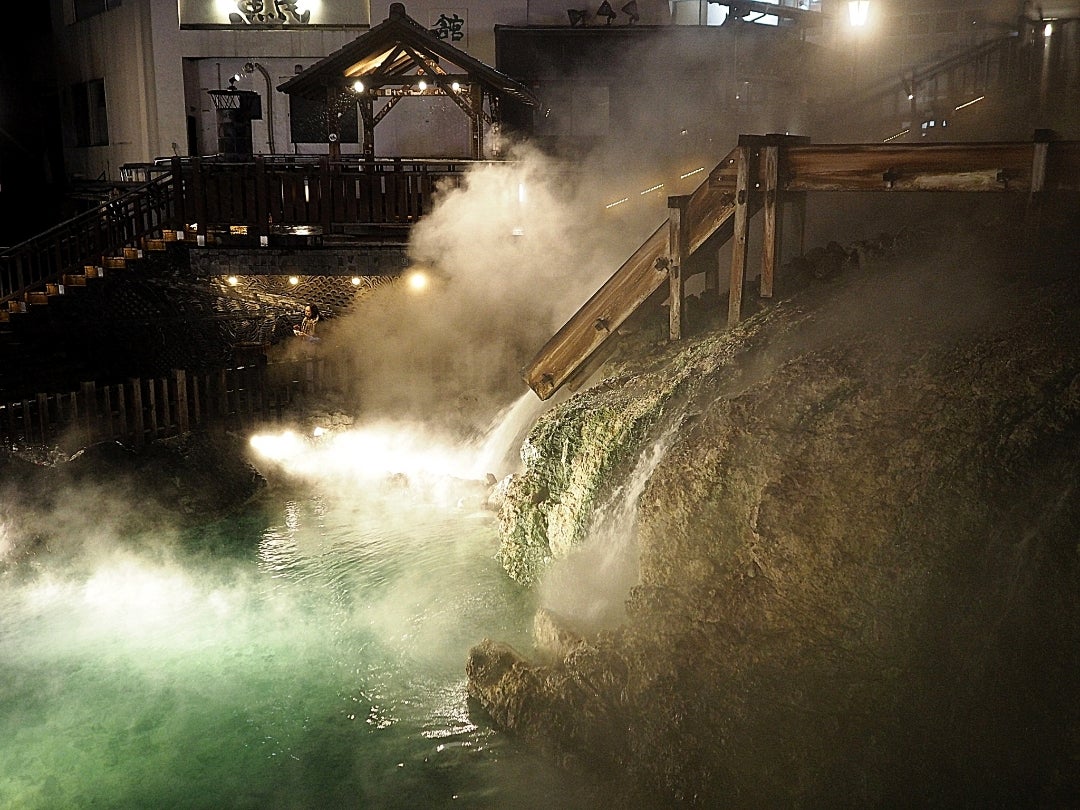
[760,144,781,299]
[667,195,690,341]
[728,144,753,329]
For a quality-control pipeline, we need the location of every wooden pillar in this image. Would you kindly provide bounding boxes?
[159,377,171,434]
[81,381,98,445]
[102,385,114,440]
[147,379,159,439]
[728,145,752,329]
[667,195,690,341]
[174,369,189,435]
[130,379,144,447]
[470,86,484,159]
[115,382,127,440]
[1026,129,1053,237]
[36,393,49,445]
[360,98,375,159]
[760,144,780,299]
[191,157,206,233]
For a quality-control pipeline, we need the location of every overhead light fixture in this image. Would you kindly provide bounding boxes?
[451,81,461,92]
[596,0,616,24]
[352,80,365,92]
[621,1,639,24]
[227,276,238,286]
[417,80,428,91]
[351,276,361,286]
[848,0,870,27]
[288,276,299,285]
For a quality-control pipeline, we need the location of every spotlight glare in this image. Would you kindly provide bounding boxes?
[288,276,299,285]
[451,81,461,92]
[417,80,427,91]
[351,276,361,286]
[406,270,429,292]
[353,80,365,93]
[227,275,238,286]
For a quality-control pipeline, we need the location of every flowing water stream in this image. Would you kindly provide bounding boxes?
[0,414,609,809]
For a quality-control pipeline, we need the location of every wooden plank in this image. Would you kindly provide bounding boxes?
[159,377,171,435]
[524,147,744,401]
[147,378,159,438]
[728,146,752,329]
[175,369,189,434]
[81,381,97,444]
[761,144,780,299]
[130,379,144,447]
[668,195,689,341]
[115,382,127,440]
[36,393,48,445]
[779,142,1038,192]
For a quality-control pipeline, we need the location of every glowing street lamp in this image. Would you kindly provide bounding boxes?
[848,0,870,27]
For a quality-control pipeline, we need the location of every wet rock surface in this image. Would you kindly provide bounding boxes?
[472,204,1080,805]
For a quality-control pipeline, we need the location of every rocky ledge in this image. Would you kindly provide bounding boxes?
[468,202,1080,805]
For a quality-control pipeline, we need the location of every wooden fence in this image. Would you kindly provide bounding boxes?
[0,355,358,450]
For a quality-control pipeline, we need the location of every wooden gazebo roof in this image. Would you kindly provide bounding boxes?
[278,3,537,158]
[277,2,538,106]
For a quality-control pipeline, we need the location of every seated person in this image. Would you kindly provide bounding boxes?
[293,304,320,341]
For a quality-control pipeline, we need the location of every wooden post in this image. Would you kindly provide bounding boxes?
[760,144,781,299]
[159,377,171,435]
[728,145,753,329]
[218,369,229,419]
[115,382,127,441]
[192,373,202,426]
[130,379,145,448]
[81,382,98,445]
[102,385,114,440]
[146,379,159,439]
[21,399,32,445]
[36,393,49,445]
[667,195,689,341]
[1026,129,1052,236]
[470,86,484,159]
[174,369,189,435]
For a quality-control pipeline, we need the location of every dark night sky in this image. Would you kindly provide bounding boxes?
[0,4,64,248]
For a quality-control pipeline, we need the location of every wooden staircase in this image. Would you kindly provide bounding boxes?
[0,234,180,336]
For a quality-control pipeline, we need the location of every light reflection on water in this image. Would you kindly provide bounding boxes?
[0,484,601,809]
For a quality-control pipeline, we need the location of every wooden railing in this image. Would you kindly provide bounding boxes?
[0,355,358,449]
[1,156,485,307]
[156,155,484,235]
[0,172,178,307]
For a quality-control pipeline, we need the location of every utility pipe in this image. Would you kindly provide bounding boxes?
[244,61,276,154]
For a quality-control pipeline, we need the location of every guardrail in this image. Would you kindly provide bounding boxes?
[0,172,178,307]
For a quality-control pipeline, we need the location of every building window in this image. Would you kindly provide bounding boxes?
[72,79,109,147]
[289,96,359,144]
[74,0,122,22]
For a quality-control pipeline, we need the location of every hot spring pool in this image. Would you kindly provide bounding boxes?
[0,478,604,808]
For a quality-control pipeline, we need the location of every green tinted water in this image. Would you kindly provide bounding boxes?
[0,484,599,808]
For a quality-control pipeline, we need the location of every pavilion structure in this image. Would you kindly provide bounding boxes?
[278,3,539,160]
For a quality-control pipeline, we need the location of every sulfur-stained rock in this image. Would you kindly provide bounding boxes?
[475,202,1080,806]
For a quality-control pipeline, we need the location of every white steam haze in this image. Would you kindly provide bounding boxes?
[322,143,666,437]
